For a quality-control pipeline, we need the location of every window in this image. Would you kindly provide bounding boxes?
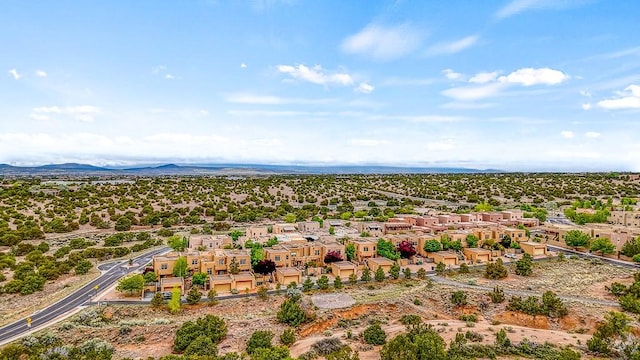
[275,256,281,261]
[364,247,369,252]
[218,259,225,265]
[240,259,246,265]
[206,268,212,275]
[161,264,168,270]
[191,259,198,265]
[314,250,320,256]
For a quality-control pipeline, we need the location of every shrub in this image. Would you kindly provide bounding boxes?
[361,267,371,282]
[277,298,306,327]
[451,291,468,306]
[515,253,533,276]
[374,267,385,282]
[435,262,446,276]
[333,276,343,289]
[363,323,386,345]
[184,334,217,356]
[186,287,202,305]
[417,268,426,279]
[280,328,296,346]
[246,330,274,354]
[173,315,227,352]
[257,286,268,300]
[316,275,330,290]
[458,263,470,274]
[302,277,314,292]
[389,262,400,280]
[459,314,478,323]
[312,338,343,355]
[488,286,505,303]
[400,314,422,326]
[151,292,164,308]
[485,259,508,279]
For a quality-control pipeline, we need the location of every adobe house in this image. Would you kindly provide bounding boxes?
[463,248,492,263]
[520,242,547,257]
[356,222,384,237]
[416,216,439,227]
[416,235,439,257]
[159,277,184,293]
[264,246,292,268]
[460,214,478,223]
[320,242,346,265]
[272,223,298,234]
[232,272,256,292]
[427,251,459,266]
[365,257,394,274]
[438,215,462,225]
[350,239,377,262]
[330,261,358,278]
[384,222,413,234]
[246,226,269,238]
[153,253,178,278]
[298,221,321,233]
[479,212,504,222]
[188,235,228,250]
[276,267,302,286]
[209,273,256,294]
[209,274,234,294]
[502,227,527,242]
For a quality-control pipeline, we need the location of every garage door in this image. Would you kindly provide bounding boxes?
[534,248,545,256]
[444,258,457,266]
[214,283,231,293]
[236,281,253,291]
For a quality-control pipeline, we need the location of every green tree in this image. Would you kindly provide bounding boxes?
[403,267,412,279]
[186,286,202,305]
[363,323,386,345]
[184,334,217,357]
[417,268,426,279]
[144,271,158,284]
[458,263,469,274]
[192,272,207,286]
[326,346,360,360]
[564,230,590,248]
[173,256,188,278]
[229,257,240,274]
[302,277,314,292]
[389,262,400,280]
[435,262,446,276]
[250,346,290,360]
[485,259,508,279]
[168,286,182,314]
[207,289,218,306]
[345,243,356,261]
[380,334,418,360]
[465,234,478,248]
[114,217,132,231]
[334,275,343,289]
[116,274,145,295]
[247,330,274,354]
[590,237,616,255]
[423,239,441,253]
[515,253,533,276]
[280,328,296,346]
[361,267,372,282]
[277,298,306,327]
[488,285,505,303]
[374,267,385,282]
[173,314,228,352]
[329,226,335,235]
[316,275,330,290]
[348,272,358,285]
[151,292,164,308]
[74,259,93,275]
[377,239,400,260]
[451,290,467,306]
[283,213,296,223]
[168,235,188,252]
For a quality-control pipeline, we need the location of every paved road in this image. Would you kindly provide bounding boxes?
[547,244,640,269]
[430,275,619,307]
[0,246,170,345]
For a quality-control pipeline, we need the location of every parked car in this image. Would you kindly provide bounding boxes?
[161,292,172,299]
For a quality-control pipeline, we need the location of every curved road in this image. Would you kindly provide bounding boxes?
[0,246,170,345]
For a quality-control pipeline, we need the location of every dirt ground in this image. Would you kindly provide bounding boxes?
[32,270,634,360]
[448,257,637,301]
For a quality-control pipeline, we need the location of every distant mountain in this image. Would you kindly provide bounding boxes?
[0,163,503,176]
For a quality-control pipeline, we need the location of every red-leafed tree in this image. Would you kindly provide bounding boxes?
[323,250,343,264]
[398,240,416,259]
[253,259,276,275]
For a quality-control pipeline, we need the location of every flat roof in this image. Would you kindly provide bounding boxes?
[277,267,302,275]
[367,257,394,264]
[464,248,491,253]
[331,261,357,268]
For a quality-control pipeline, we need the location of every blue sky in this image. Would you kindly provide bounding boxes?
[1,0,639,171]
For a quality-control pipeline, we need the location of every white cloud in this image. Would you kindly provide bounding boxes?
[8,69,21,80]
[36,70,48,77]
[469,71,499,84]
[442,102,496,109]
[579,89,591,97]
[240,63,247,68]
[151,65,166,74]
[349,139,390,147]
[355,82,375,94]
[581,103,592,110]
[585,131,601,138]
[379,77,436,87]
[443,69,464,81]
[340,23,422,61]
[32,105,101,122]
[368,114,464,123]
[30,114,50,121]
[560,130,575,138]
[494,0,586,19]
[596,85,640,110]
[498,67,569,86]
[425,35,479,56]
[442,82,506,101]
[442,67,568,101]
[165,74,175,80]
[225,93,335,105]
[277,64,354,86]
